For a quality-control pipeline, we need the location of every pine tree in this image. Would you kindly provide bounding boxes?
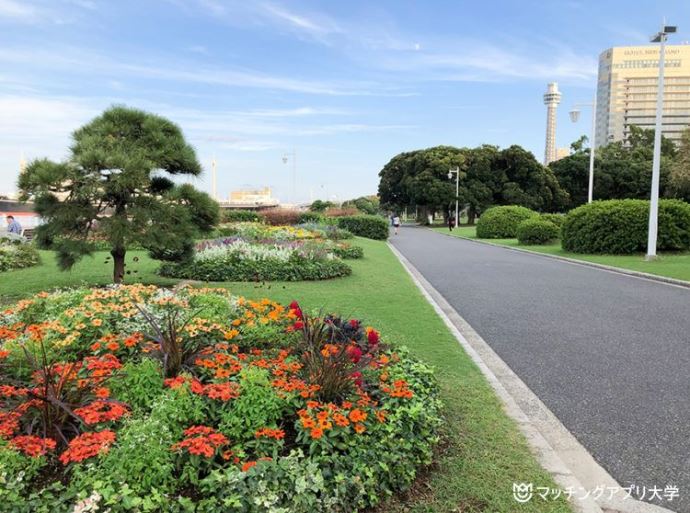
[19,106,219,283]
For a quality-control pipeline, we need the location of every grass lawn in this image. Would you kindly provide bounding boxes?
[0,241,571,513]
[435,225,690,283]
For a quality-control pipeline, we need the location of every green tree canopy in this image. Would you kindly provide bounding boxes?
[550,126,676,209]
[668,128,690,202]
[19,106,219,283]
[378,144,566,221]
[309,199,334,212]
[342,195,380,215]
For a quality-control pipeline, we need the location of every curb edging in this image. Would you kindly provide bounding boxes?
[387,241,676,513]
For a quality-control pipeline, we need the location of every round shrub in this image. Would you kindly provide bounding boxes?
[539,213,565,229]
[516,218,560,245]
[0,286,441,513]
[476,206,538,238]
[0,235,41,272]
[562,199,690,254]
[336,215,389,240]
[222,209,264,223]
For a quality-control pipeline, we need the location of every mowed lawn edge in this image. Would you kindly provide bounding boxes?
[433,225,690,284]
[0,239,571,513]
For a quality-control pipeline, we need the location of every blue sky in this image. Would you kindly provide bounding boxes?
[1,0,689,203]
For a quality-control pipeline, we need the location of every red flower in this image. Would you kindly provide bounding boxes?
[10,435,56,457]
[349,319,360,329]
[0,411,20,437]
[59,430,116,465]
[74,401,128,425]
[351,371,363,387]
[292,320,304,330]
[171,425,228,458]
[241,461,257,472]
[203,382,240,401]
[347,346,363,363]
[366,328,380,346]
[289,301,303,319]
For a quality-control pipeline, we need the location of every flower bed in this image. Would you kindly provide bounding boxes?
[158,239,353,281]
[0,234,41,272]
[216,222,353,242]
[0,285,441,512]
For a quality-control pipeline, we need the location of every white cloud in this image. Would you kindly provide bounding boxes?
[0,0,40,21]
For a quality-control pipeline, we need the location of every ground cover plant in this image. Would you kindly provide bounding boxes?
[0,284,441,512]
[0,234,41,272]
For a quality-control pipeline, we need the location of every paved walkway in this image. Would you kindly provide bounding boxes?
[391,226,690,513]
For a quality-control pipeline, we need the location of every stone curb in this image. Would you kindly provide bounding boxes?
[387,242,676,513]
[432,229,690,290]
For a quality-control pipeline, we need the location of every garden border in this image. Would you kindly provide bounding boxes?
[433,229,690,290]
[387,242,675,513]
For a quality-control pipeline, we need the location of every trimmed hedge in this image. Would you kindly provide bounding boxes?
[336,215,389,240]
[159,254,352,281]
[222,209,264,223]
[539,213,565,229]
[562,199,690,254]
[476,206,538,238]
[262,209,302,226]
[517,218,560,245]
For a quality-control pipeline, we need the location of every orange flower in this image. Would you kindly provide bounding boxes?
[301,417,316,429]
[242,461,257,472]
[10,435,56,457]
[91,319,103,327]
[354,423,366,434]
[310,427,324,439]
[348,409,367,423]
[95,387,110,399]
[106,341,119,351]
[59,430,116,465]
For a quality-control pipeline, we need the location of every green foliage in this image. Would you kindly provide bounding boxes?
[109,359,165,413]
[342,196,380,215]
[70,416,176,497]
[222,209,265,223]
[219,367,287,441]
[336,215,389,240]
[309,200,334,212]
[0,238,41,272]
[516,218,560,245]
[539,213,565,228]
[475,206,538,238]
[18,106,219,283]
[562,199,690,254]
[331,244,364,259]
[669,128,690,202]
[159,253,352,282]
[298,211,325,224]
[378,145,567,218]
[551,127,677,209]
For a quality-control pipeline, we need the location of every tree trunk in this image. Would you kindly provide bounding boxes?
[467,207,476,225]
[111,247,126,284]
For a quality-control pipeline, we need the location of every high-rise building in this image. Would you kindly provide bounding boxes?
[596,44,690,147]
[543,82,562,165]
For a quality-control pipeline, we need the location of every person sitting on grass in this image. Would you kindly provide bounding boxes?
[5,215,22,235]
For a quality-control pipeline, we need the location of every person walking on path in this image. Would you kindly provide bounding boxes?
[392,214,401,235]
[448,213,455,232]
[5,215,22,235]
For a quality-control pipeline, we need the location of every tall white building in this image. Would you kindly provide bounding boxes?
[596,44,690,147]
[543,82,562,165]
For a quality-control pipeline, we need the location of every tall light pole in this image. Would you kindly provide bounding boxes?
[646,23,677,261]
[282,150,296,205]
[569,96,597,203]
[448,167,460,228]
[211,156,217,200]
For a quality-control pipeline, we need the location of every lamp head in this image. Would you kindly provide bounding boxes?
[447,171,453,179]
[569,109,581,123]
[282,156,288,164]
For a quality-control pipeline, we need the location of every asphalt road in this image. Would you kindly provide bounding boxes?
[391,226,690,513]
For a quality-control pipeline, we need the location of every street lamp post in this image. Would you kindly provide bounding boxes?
[646,23,677,261]
[448,167,460,228]
[569,97,597,203]
[282,150,296,205]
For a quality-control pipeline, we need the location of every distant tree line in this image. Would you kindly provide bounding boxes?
[378,126,690,222]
